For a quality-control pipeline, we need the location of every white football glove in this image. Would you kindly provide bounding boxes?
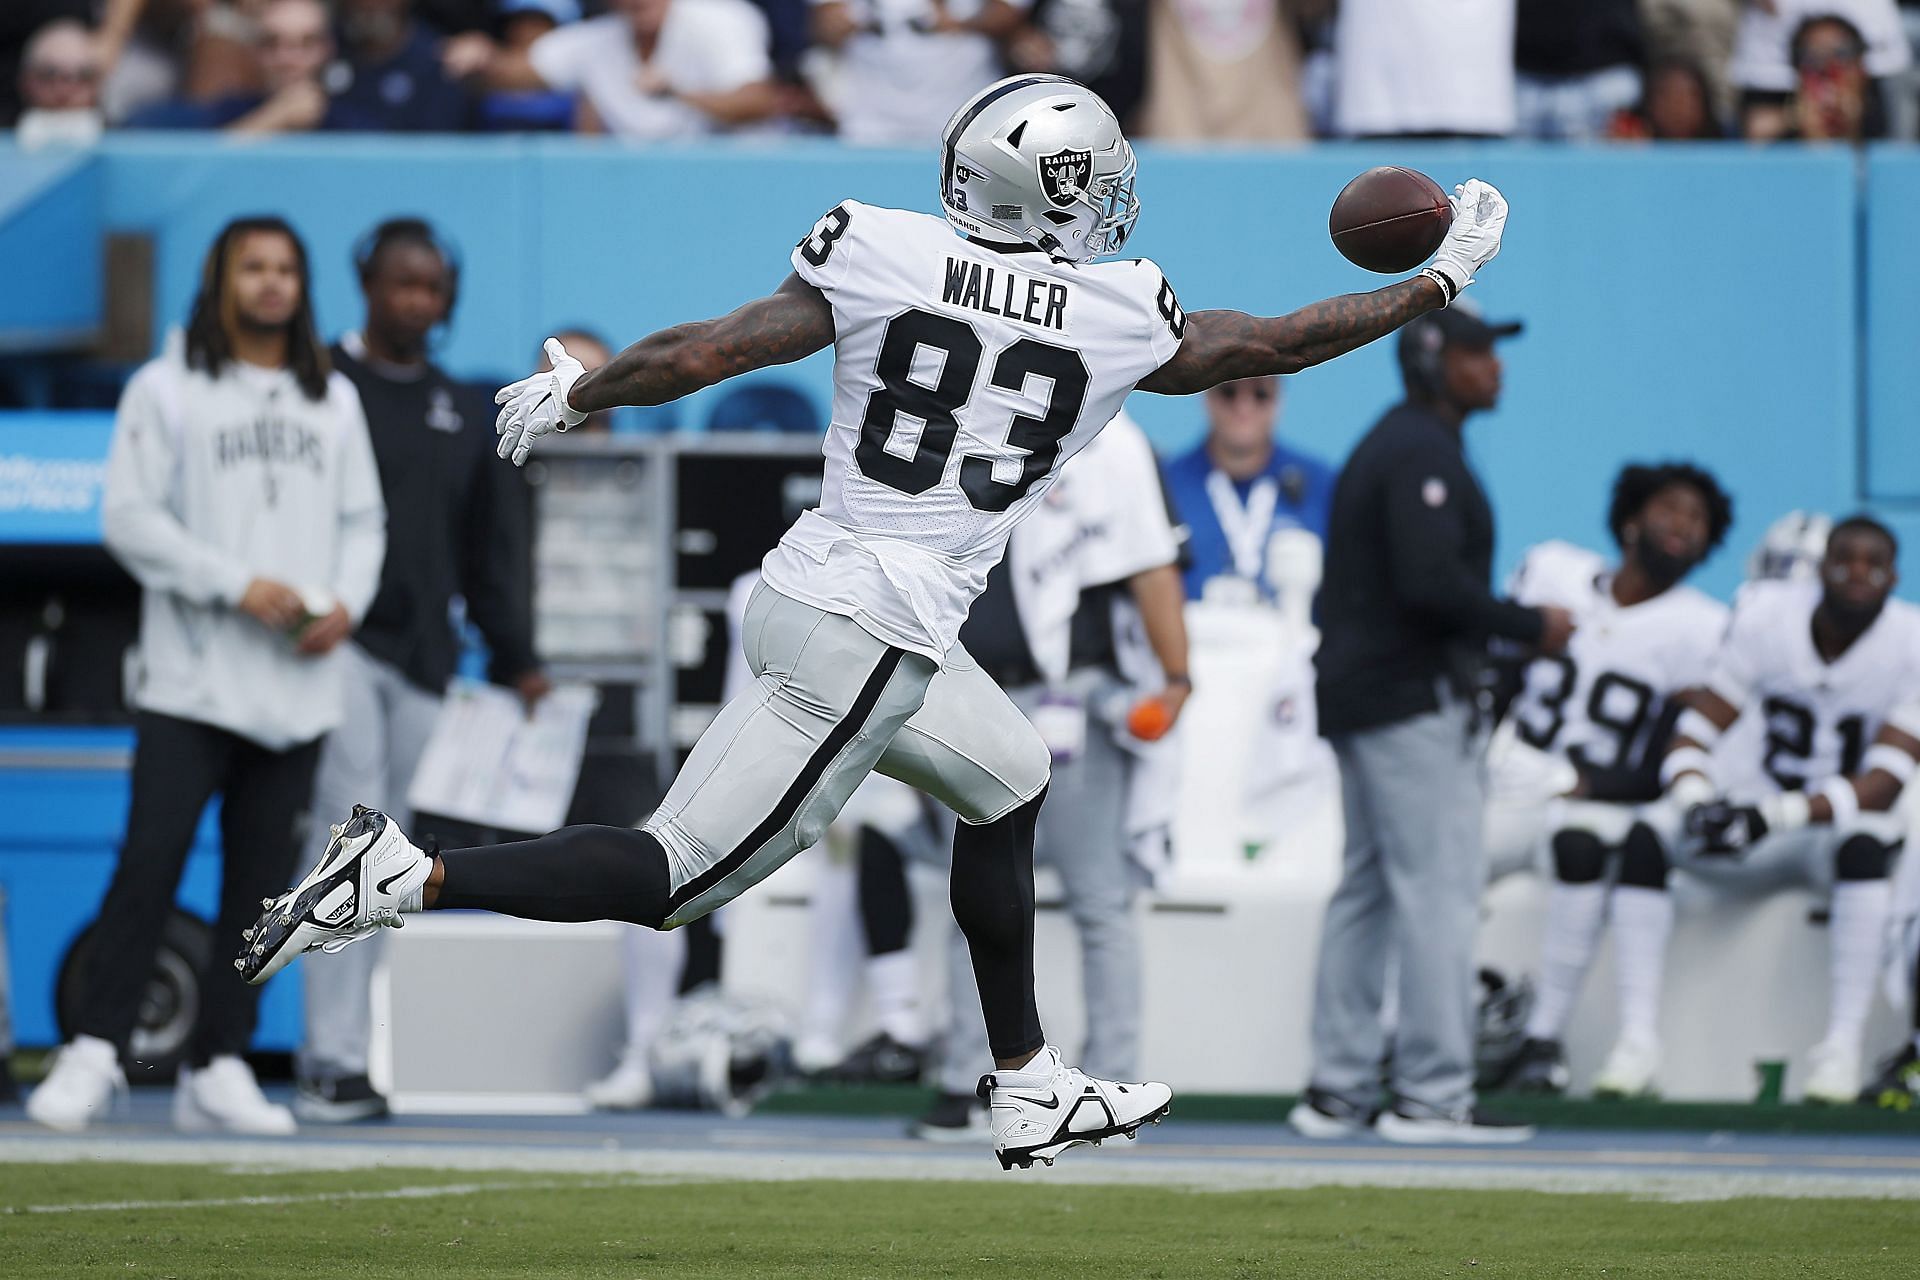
[1421,178,1509,306]
[495,337,588,467]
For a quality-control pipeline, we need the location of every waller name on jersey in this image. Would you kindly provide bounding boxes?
[942,256,1069,332]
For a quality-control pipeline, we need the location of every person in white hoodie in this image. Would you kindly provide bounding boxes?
[27,216,387,1136]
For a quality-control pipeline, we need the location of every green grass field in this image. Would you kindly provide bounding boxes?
[4,1162,1919,1278]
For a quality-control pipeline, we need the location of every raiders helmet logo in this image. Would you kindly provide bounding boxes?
[1037,148,1093,208]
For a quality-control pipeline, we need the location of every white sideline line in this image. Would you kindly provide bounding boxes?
[5,1178,619,1216]
[5,1136,1920,1201]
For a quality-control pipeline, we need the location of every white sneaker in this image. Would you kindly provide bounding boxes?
[173,1056,296,1135]
[1592,1036,1661,1099]
[982,1044,1172,1170]
[1287,1087,1377,1140]
[1376,1099,1535,1145]
[237,806,432,985]
[25,1035,124,1132]
[584,1050,654,1110]
[1803,1041,1862,1105]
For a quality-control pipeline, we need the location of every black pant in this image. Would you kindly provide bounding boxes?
[74,712,321,1067]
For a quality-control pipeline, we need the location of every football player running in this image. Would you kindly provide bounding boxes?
[1486,463,1734,1094]
[239,74,1509,1169]
[1563,516,1920,1102]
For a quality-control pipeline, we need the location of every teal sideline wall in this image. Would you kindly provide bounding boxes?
[4,136,1915,601]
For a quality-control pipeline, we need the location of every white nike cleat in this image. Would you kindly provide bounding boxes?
[25,1035,124,1132]
[1592,1036,1661,1099]
[173,1056,296,1135]
[236,805,432,986]
[1802,1041,1862,1105]
[981,1044,1172,1170]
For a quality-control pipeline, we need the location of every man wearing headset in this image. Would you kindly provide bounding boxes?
[1295,304,1574,1143]
[294,218,549,1123]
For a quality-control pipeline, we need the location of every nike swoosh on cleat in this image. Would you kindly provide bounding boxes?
[376,867,413,895]
[1001,1092,1061,1109]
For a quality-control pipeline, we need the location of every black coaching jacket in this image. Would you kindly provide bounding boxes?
[1314,400,1543,738]
[331,337,538,695]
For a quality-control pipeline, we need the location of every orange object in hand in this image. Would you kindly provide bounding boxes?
[1126,695,1174,742]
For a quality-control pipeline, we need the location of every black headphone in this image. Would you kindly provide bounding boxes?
[351,216,463,324]
[1398,314,1447,400]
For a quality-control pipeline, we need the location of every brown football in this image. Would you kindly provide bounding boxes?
[1329,167,1454,273]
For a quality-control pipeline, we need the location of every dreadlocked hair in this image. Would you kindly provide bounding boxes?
[184,215,330,401]
[1608,461,1734,552]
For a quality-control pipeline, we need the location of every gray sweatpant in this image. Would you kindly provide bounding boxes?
[648,579,1052,928]
[298,642,441,1083]
[1307,691,1487,1115]
[937,668,1141,1094]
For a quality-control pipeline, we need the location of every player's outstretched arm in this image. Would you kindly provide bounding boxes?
[494,275,835,465]
[1136,277,1444,395]
[570,273,834,412]
[1137,178,1509,396]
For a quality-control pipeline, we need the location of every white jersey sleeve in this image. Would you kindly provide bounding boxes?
[791,200,863,295]
[1072,411,1179,588]
[764,201,1181,662]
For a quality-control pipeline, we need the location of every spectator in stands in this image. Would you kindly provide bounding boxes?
[1,3,87,127]
[128,0,379,132]
[1731,0,1908,140]
[463,0,580,131]
[1639,0,1742,120]
[1292,307,1569,1144]
[14,19,105,147]
[1331,0,1515,138]
[1514,0,1644,141]
[294,218,547,1123]
[1004,0,1147,128]
[443,0,778,137]
[1608,56,1727,139]
[26,216,386,1136]
[810,0,1028,146]
[1137,0,1309,139]
[333,0,474,131]
[1159,376,1336,607]
[1776,12,1886,141]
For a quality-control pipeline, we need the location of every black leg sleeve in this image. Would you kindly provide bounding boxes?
[857,825,914,958]
[433,825,672,929]
[949,788,1047,1062]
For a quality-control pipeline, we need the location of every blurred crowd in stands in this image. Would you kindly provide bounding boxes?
[5,0,1920,148]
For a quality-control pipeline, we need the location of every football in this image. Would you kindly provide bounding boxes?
[1329,166,1454,273]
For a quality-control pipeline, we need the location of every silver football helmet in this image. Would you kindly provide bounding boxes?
[939,74,1138,263]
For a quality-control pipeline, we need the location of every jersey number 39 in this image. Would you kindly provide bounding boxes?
[856,308,1090,513]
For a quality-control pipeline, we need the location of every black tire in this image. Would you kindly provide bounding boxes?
[56,908,213,1082]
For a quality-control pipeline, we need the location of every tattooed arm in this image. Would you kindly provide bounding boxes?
[1136,276,1444,396]
[569,273,835,412]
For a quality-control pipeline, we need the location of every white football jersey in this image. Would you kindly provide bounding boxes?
[1708,579,1920,798]
[761,200,1184,662]
[1504,541,1728,778]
